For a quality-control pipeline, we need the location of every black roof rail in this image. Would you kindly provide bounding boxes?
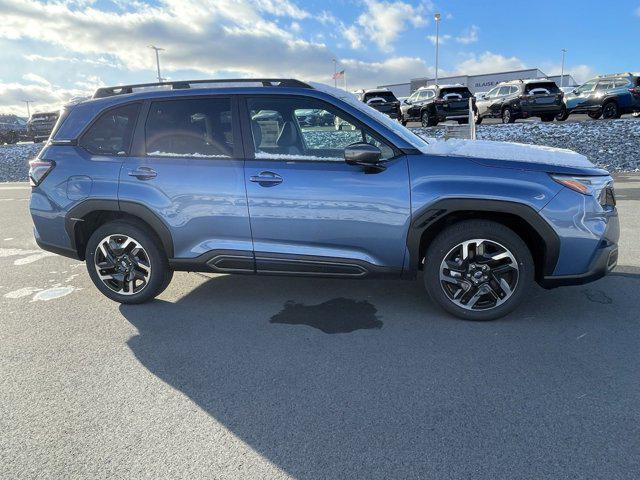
[93,78,313,98]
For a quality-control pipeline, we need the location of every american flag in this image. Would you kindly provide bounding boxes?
[332,69,345,80]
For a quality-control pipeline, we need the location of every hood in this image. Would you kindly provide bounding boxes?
[419,138,608,176]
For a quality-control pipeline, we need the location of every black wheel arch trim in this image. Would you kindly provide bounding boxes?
[406,198,560,277]
[65,199,174,259]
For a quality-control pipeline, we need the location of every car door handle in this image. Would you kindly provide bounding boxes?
[128,167,157,180]
[249,171,283,186]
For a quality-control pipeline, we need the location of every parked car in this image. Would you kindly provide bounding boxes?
[0,114,27,144]
[295,108,334,127]
[29,78,618,321]
[401,84,475,127]
[358,88,401,120]
[27,111,60,143]
[475,79,563,124]
[557,73,640,121]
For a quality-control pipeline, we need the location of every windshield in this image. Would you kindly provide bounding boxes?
[310,82,430,152]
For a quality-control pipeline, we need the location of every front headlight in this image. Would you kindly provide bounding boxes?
[551,174,615,206]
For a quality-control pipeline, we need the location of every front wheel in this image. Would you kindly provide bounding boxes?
[423,220,534,321]
[421,111,437,127]
[85,221,173,304]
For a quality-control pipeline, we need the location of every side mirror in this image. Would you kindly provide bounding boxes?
[404,99,412,105]
[344,143,384,171]
[480,94,487,100]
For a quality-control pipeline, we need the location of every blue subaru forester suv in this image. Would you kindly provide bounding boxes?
[29,79,619,320]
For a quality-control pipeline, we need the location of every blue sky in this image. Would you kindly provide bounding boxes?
[1,0,639,115]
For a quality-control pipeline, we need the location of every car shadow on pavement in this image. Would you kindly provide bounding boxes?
[119,270,640,478]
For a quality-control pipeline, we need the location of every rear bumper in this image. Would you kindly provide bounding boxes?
[520,104,563,117]
[540,241,618,288]
[35,235,81,260]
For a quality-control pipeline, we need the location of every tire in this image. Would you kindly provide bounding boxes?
[587,111,602,120]
[85,220,173,304]
[457,119,469,125]
[502,107,515,124]
[401,119,408,126]
[474,111,483,125]
[555,106,569,121]
[423,220,534,321]
[541,115,555,122]
[602,101,620,119]
[421,110,437,127]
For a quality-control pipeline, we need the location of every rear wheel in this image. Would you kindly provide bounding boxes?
[502,107,515,124]
[85,221,173,304]
[423,220,534,321]
[587,110,602,120]
[555,106,569,121]
[602,101,620,119]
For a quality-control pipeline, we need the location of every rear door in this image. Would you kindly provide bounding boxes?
[240,95,411,277]
[119,95,254,270]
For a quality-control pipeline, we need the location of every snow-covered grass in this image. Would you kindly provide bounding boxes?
[1,119,639,183]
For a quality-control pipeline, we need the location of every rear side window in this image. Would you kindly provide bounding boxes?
[80,103,140,155]
[145,98,233,158]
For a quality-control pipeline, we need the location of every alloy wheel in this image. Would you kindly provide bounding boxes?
[439,238,519,311]
[94,234,151,295]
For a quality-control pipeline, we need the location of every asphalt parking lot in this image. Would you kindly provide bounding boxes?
[2,178,640,479]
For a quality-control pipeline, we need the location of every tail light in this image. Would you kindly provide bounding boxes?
[629,87,640,96]
[28,159,55,187]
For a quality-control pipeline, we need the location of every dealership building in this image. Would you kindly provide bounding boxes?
[379,68,578,97]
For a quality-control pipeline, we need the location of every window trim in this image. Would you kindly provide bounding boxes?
[238,94,402,163]
[77,101,142,157]
[131,95,243,160]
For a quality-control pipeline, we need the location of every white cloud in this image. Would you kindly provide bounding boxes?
[341,56,435,88]
[456,51,527,75]
[541,63,596,84]
[344,0,429,52]
[0,0,438,112]
[455,25,479,44]
[427,34,451,45]
[22,73,51,86]
[0,81,86,115]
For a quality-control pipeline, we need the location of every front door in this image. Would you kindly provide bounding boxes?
[241,95,411,277]
[119,95,254,271]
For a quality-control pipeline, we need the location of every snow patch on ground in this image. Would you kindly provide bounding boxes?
[31,285,77,302]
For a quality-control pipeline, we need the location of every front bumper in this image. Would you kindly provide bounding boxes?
[540,241,618,288]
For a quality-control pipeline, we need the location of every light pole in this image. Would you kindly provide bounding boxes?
[332,58,337,88]
[434,13,441,86]
[560,48,567,88]
[148,45,165,83]
[23,100,33,118]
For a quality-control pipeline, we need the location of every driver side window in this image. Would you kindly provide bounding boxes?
[247,97,394,162]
